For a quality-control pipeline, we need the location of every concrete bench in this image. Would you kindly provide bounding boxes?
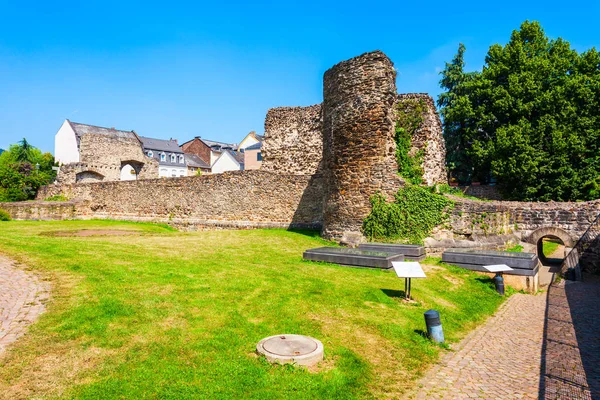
[303,247,404,269]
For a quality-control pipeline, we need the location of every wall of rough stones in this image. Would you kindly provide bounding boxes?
[35,170,324,229]
[435,197,600,245]
[58,134,157,183]
[0,201,79,220]
[261,105,323,175]
[397,94,447,186]
[321,51,403,240]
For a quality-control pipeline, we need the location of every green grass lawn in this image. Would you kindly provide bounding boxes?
[0,221,506,399]
[542,239,561,258]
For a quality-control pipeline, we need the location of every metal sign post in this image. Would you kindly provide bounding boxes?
[391,262,426,300]
[482,264,513,295]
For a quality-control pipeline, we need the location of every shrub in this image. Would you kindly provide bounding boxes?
[0,209,11,221]
[362,184,454,244]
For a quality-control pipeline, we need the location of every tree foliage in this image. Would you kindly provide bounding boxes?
[0,139,57,202]
[439,21,600,201]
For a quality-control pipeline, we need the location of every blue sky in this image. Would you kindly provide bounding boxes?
[1,1,599,154]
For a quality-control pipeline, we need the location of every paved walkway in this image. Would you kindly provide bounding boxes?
[541,279,600,399]
[414,293,547,399]
[0,255,49,356]
[413,279,600,399]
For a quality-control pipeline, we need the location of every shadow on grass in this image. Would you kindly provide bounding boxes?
[414,329,428,339]
[475,276,495,286]
[380,288,406,299]
[286,228,322,239]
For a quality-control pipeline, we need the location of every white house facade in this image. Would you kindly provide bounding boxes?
[139,136,188,177]
[211,149,244,174]
[54,120,81,164]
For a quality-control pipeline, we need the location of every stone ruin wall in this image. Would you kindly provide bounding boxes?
[321,51,403,240]
[34,170,323,230]
[261,104,323,175]
[397,94,447,186]
[58,133,158,184]
[428,198,600,251]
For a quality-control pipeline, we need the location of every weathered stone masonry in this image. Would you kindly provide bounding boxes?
[262,105,323,175]
[440,198,600,245]
[397,94,447,186]
[34,171,323,230]
[321,51,402,239]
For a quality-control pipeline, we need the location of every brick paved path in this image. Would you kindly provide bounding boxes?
[0,255,49,356]
[414,293,547,399]
[413,280,600,400]
[541,280,600,399]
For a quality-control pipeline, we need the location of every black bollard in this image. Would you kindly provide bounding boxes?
[424,309,444,343]
[494,273,505,295]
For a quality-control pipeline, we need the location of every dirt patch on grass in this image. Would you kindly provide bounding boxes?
[311,313,416,398]
[0,344,117,400]
[41,229,143,237]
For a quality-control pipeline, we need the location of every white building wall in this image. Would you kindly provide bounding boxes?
[55,120,80,164]
[211,152,241,174]
[159,166,188,178]
[238,135,259,150]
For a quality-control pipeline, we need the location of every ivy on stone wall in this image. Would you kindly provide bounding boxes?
[362,185,454,244]
[395,99,426,184]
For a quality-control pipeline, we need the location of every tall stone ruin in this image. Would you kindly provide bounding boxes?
[321,51,402,240]
[261,50,447,241]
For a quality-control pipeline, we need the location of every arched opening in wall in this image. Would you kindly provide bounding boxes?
[76,171,104,183]
[120,164,137,181]
[537,235,566,265]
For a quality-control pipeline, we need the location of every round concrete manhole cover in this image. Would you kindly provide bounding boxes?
[257,334,324,367]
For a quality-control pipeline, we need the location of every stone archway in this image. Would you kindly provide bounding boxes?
[120,164,137,181]
[75,170,104,183]
[527,227,575,264]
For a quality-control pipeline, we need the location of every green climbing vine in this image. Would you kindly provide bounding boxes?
[395,98,426,184]
[362,185,454,244]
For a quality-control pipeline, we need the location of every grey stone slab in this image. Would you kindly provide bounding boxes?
[442,249,538,270]
[358,243,425,257]
[448,262,540,276]
[303,247,404,269]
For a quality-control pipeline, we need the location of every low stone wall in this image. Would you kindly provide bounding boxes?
[34,170,324,229]
[433,197,600,246]
[1,201,79,220]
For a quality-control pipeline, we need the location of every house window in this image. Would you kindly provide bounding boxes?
[179,169,185,176]
[179,155,185,164]
[257,152,262,161]
[160,168,167,177]
[148,150,153,157]
[160,153,166,162]
[170,154,176,163]
[171,170,176,177]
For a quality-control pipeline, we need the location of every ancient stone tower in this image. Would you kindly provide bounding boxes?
[321,51,403,240]
[261,50,447,241]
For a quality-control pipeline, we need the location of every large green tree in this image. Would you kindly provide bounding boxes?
[439,21,600,201]
[0,139,57,202]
